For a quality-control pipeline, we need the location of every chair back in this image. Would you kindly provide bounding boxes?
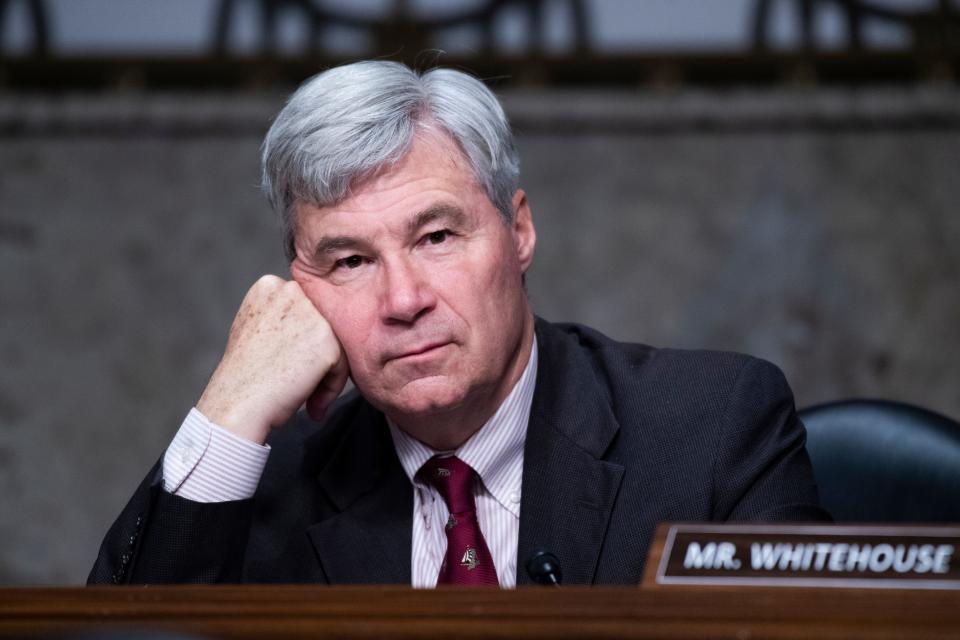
[799,399,960,522]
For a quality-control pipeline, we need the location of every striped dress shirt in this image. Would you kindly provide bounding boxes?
[162,338,538,588]
[389,338,537,588]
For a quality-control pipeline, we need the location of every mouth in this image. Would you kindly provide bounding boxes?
[388,341,452,362]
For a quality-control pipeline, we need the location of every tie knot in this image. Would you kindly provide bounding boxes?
[417,456,477,515]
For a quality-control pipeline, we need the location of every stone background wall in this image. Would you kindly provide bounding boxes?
[1,88,958,584]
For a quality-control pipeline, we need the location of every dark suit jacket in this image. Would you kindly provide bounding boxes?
[89,318,829,586]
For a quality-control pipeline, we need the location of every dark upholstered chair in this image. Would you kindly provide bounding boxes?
[798,399,960,523]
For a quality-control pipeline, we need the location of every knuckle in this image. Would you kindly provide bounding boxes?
[254,274,283,292]
[314,312,335,338]
[282,280,304,298]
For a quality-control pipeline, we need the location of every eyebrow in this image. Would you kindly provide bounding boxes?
[405,203,467,236]
[310,203,467,260]
[311,235,369,261]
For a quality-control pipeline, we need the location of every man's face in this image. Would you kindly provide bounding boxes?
[290,131,536,432]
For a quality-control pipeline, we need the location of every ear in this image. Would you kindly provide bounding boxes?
[511,189,536,273]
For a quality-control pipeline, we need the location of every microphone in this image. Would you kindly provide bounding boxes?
[525,549,562,586]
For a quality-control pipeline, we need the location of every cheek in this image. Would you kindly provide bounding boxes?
[297,279,372,358]
[295,277,331,315]
[475,244,522,307]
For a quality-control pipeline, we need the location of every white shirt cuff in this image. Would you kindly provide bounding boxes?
[162,407,271,503]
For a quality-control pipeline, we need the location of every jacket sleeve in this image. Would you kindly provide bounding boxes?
[711,357,833,522]
[88,459,254,584]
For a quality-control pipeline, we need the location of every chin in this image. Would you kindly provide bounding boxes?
[374,375,469,419]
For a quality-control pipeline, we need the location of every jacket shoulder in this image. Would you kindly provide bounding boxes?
[541,320,775,409]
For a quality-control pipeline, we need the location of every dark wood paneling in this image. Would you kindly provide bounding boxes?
[2,584,959,638]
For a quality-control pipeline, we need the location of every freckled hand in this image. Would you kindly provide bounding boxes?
[197,275,348,444]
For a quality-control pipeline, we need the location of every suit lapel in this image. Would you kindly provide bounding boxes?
[306,404,413,584]
[517,319,625,585]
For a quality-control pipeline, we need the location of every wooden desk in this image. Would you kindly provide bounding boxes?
[2,584,958,639]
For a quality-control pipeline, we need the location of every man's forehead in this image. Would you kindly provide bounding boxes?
[295,192,475,231]
[290,131,492,249]
[312,201,467,243]
[294,198,487,262]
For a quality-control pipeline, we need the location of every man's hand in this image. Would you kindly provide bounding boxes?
[197,275,348,444]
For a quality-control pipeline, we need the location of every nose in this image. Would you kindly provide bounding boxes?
[379,255,436,325]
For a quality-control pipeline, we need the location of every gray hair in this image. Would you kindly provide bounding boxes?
[260,61,520,261]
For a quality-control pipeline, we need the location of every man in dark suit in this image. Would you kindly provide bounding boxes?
[90,61,828,587]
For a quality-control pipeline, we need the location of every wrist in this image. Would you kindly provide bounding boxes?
[196,397,271,445]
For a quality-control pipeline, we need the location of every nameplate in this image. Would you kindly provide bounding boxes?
[650,523,960,589]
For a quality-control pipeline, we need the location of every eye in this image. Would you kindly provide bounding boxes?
[335,255,365,270]
[425,229,450,245]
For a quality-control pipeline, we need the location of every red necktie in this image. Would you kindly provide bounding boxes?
[418,456,499,586]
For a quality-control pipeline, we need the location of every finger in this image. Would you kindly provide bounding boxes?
[306,352,350,421]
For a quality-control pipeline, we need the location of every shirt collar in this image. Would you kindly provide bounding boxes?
[388,336,538,517]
